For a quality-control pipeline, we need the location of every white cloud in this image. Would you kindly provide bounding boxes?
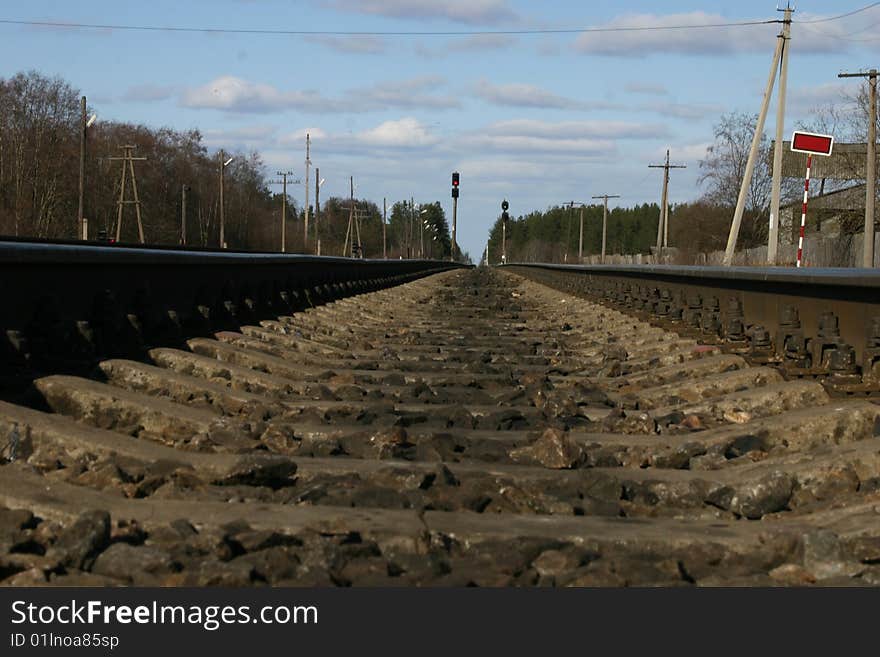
[180,75,458,113]
[473,79,586,110]
[330,0,518,25]
[181,76,335,113]
[357,118,440,147]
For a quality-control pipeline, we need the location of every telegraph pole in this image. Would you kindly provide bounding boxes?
[109,145,146,244]
[724,29,784,265]
[839,68,878,268]
[578,205,584,261]
[181,185,188,245]
[314,167,320,254]
[303,133,311,248]
[592,194,620,264]
[649,150,685,254]
[77,96,86,240]
[383,197,387,259]
[768,5,794,265]
[277,171,294,252]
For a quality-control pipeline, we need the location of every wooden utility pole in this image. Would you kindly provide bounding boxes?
[383,197,387,259]
[181,185,188,245]
[649,150,685,254]
[219,150,231,249]
[410,197,415,259]
[592,194,620,264]
[109,145,146,243]
[839,68,878,267]
[343,176,358,257]
[724,31,784,265]
[314,167,321,254]
[768,5,794,265]
[276,171,295,252]
[77,96,86,240]
[303,133,311,248]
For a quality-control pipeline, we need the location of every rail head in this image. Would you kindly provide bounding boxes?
[501,261,880,392]
[0,240,469,367]
[502,262,880,291]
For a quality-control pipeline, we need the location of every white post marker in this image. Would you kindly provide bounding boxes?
[790,131,834,268]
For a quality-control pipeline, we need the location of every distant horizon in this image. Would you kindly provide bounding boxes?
[2,1,878,259]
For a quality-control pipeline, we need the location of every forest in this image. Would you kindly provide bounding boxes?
[0,70,454,259]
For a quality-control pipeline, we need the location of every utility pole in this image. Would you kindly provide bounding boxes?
[419,204,424,258]
[839,68,878,268]
[768,5,794,265]
[410,196,415,259]
[383,197,387,259]
[649,151,685,255]
[109,145,146,243]
[77,96,86,240]
[592,194,620,264]
[219,150,225,248]
[181,185,188,245]
[303,133,311,248]
[218,150,234,249]
[724,28,785,265]
[314,167,321,254]
[277,171,294,252]
[578,205,584,261]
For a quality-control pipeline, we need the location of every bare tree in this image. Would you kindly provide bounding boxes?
[698,111,773,216]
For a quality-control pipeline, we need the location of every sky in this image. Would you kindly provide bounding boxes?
[1,1,879,259]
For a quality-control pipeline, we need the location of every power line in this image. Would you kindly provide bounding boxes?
[0,17,780,37]
[3,3,877,37]
[796,2,880,23]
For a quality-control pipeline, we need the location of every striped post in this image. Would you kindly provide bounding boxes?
[796,153,812,268]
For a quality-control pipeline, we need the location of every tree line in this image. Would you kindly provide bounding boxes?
[489,75,877,264]
[0,70,455,259]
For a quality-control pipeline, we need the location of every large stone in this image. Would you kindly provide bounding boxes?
[92,543,179,583]
[49,510,110,570]
[509,428,585,469]
[725,471,794,519]
[802,530,862,581]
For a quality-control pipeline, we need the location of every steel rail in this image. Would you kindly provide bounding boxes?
[0,240,466,375]
[503,263,880,394]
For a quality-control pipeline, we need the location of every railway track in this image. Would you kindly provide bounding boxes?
[2,263,880,587]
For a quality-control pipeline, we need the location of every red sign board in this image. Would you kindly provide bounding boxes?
[791,131,834,156]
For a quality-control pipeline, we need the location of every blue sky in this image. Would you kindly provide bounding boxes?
[2,1,879,258]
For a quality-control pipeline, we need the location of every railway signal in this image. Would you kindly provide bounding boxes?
[790,130,835,268]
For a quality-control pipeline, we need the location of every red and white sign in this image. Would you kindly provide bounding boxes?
[790,131,834,156]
